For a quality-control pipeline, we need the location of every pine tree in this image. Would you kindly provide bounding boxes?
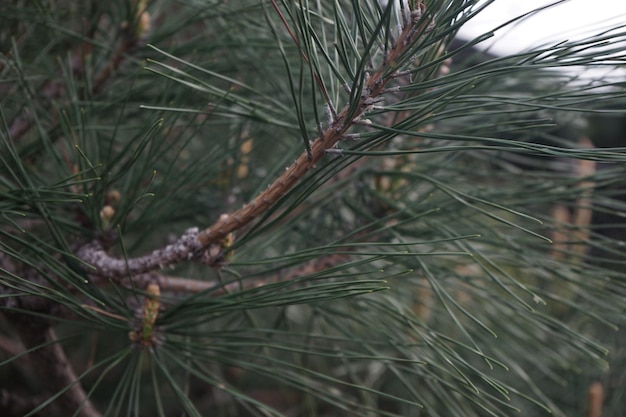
[1,1,625,416]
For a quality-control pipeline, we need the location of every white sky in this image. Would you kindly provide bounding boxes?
[458,0,626,54]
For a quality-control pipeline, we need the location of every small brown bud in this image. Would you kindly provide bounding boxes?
[100,205,115,228]
[240,138,254,155]
[137,11,151,37]
[237,162,249,179]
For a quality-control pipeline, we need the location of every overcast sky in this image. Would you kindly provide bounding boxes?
[458,0,626,54]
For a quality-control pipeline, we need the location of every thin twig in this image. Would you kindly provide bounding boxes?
[7,316,102,417]
[125,250,352,296]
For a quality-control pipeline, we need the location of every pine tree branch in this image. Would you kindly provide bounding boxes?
[196,5,429,247]
[77,226,205,279]
[78,2,431,280]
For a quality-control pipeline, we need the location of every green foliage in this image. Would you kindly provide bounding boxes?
[1,1,625,416]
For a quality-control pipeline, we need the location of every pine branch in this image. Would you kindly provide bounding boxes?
[77,2,432,279]
[77,226,205,280]
[3,1,626,416]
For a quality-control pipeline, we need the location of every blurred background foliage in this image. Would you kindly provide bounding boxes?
[0,0,625,416]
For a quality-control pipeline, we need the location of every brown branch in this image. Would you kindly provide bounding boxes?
[78,2,431,279]
[196,7,427,247]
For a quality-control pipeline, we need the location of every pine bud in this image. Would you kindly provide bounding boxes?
[100,205,115,228]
